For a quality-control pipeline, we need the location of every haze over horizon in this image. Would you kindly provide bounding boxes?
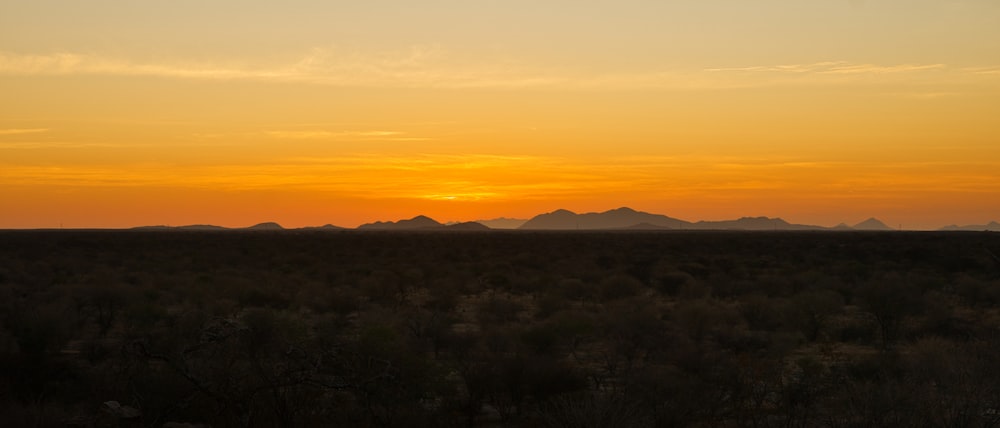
[2,1,999,230]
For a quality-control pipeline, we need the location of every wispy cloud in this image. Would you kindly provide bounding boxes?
[694,61,996,90]
[821,63,945,74]
[964,66,1000,75]
[705,62,848,73]
[3,50,994,90]
[0,141,128,149]
[263,130,419,140]
[0,128,49,136]
[0,48,558,89]
[706,61,946,75]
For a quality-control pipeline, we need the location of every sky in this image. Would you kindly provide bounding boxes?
[2,0,999,229]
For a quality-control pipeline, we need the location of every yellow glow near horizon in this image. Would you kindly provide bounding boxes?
[2,1,999,229]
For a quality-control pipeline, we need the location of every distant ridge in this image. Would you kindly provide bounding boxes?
[180,225,229,231]
[940,221,1000,232]
[132,224,229,231]
[518,208,830,231]
[300,224,346,231]
[853,218,893,231]
[358,215,444,230]
[519,209,581,230]
[358,216,494,231]
[247,222,284,231]
[475,217,527,229]
[114,209,992,232]
[520,207,689,230]
[131,222,346,231]
[445,221,492,231]
[690,216,824,231]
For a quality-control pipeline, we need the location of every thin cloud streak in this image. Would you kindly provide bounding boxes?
[0,128,49,136]
[704,62,946,74]
[705,62,849,73]
[0,141,128,149]
[1,51,993,90]
[964,67,1000,75]
[264,130,407,140]
[0,49,559,89]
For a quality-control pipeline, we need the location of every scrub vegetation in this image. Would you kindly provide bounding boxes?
[1,230,999,427]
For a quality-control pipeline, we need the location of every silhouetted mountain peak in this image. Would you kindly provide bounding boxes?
[607,207,637,214]
[358,215,443,230]
[740,216,787,225]
[853,218,892,231]
[691,216,823,231]
[550,209,577,216]
[445,221,491,231]
[520,207,689,230]
[247,222,283,230]
[399,215,441,227]
[301,224,345,231]
[179,224,228,230]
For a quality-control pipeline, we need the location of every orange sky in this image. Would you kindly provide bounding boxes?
[2,1,999,229]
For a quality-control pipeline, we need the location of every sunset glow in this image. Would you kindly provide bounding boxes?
[3,1,999,229]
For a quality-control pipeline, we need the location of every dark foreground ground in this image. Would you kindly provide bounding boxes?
[1,230,999,427]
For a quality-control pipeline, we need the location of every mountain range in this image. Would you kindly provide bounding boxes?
[940,221,1000,232]
[515,207,894,231]
[125,208,994,232]
[519,207,688,230]
[357,215,488,231]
